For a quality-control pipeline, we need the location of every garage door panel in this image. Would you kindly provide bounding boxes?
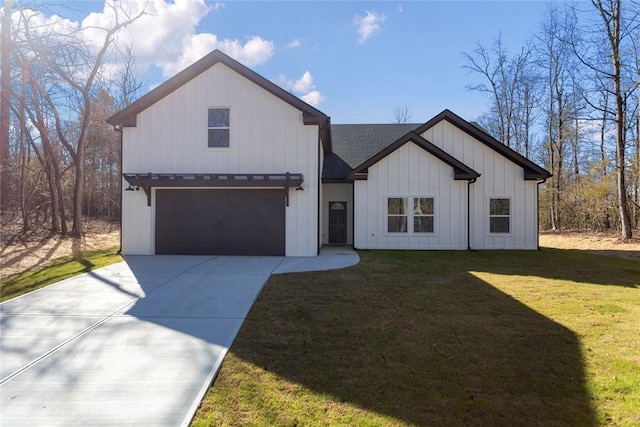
[155,189,285,256]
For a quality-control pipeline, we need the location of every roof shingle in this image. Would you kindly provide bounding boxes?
[323,124,420,180]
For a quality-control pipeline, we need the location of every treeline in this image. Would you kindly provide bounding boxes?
[1,1,638,240]
[0,1,142,235]
[464,1,639,238]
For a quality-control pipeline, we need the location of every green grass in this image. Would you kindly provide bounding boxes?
[192,249,640,427]
[0,248,123,302]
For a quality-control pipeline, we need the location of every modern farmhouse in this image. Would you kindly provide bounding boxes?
[107,49,551,256]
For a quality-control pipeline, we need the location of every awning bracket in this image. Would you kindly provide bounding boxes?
[122,172,304,208]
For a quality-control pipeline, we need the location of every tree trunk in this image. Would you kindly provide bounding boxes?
[0,0,13,210]
[608,0,632,238]
[19,68,30,232]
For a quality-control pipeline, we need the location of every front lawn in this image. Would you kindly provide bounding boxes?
[193,249,639,426]
[0,248,122,302]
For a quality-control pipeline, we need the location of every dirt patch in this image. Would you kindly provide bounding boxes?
[0,219,120,279]
[540,230,640,262]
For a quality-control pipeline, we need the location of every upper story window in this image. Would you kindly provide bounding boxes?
[489,198,510,233]
[208,108,230,148]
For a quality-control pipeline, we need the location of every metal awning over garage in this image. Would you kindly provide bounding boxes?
[123,172,304,206]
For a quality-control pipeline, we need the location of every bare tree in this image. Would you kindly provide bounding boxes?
[0,0,14,210]
[571,0,638,238]
[535,4,577,230]
[393,105,412,124]
[15,2,144,235]
[463,34,535,150]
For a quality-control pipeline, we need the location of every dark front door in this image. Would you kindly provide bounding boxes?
[328,201,347,244]
[155,189,285,256]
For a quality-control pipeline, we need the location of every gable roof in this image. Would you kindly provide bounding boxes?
[414,109,551,180]
[349,131,480,181]
[106,49,332,150]
[330,123,420,168]
[323,123,419,181]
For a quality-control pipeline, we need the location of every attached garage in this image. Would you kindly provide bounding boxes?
[156,189,285,256]
[122,172,305,256]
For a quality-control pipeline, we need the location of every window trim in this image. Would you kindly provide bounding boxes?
[207,107,230,149]
[488,196,512,235]
[413,197,435,234]
[386,196,436,235]
[387,197,408,233]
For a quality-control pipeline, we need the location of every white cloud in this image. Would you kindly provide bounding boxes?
[102,0,274,77]
[354,11,386,43]
[287,39,302,48]
[280,71,315,93]
[21,0,275,80]
[301,90,326,107]
[277,71,326,107]
[163,33,273,76]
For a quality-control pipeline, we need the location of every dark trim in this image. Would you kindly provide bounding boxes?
[123,172,303,188]
[414,109,551,180]
[123,172,303,207]
[322,177,351,184]
[351,180,356,249]
[348,131,480,181]
[317,135,322,254]
[353,172,368,181]
[467,178,477,250]
[107,49,331,151]
[536,178,547,250]
[117,128,123,253]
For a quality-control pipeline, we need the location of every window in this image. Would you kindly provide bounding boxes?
[413,197,434,233]
[489,198,510,233]
[388,198,408,233]
[387,197,435,234]
[208,108,230,148]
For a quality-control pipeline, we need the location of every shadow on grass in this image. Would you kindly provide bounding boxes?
[469,248,639,288]
[225,250,606,425]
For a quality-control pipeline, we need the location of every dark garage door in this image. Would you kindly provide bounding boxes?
[155,189,285,256]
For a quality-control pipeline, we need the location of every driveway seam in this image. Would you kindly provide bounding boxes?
[0,256,219,385]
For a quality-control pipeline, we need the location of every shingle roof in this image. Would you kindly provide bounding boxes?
[323,110,551,181]
[323,123,420,181]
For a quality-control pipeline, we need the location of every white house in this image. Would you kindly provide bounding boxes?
[108,50,550,256]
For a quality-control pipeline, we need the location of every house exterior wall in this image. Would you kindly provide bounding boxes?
[354,142,468,250]
[421,120,539,249]
[121,62,319,256]
[321,183,353,245]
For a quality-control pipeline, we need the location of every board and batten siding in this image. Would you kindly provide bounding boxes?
[121,62,319,256]
[354,142,468,250]
[420,120,539,249]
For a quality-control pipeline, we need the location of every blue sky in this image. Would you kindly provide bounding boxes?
[28,1,557,124]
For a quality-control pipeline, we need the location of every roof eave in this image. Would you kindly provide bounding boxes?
[349,131,479,181]
[415,109,551,179]
[106,49,331,144]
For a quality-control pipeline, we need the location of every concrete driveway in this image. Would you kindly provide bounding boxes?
[0,248,358,426]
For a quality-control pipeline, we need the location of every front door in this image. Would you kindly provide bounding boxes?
[328,201,347,244]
